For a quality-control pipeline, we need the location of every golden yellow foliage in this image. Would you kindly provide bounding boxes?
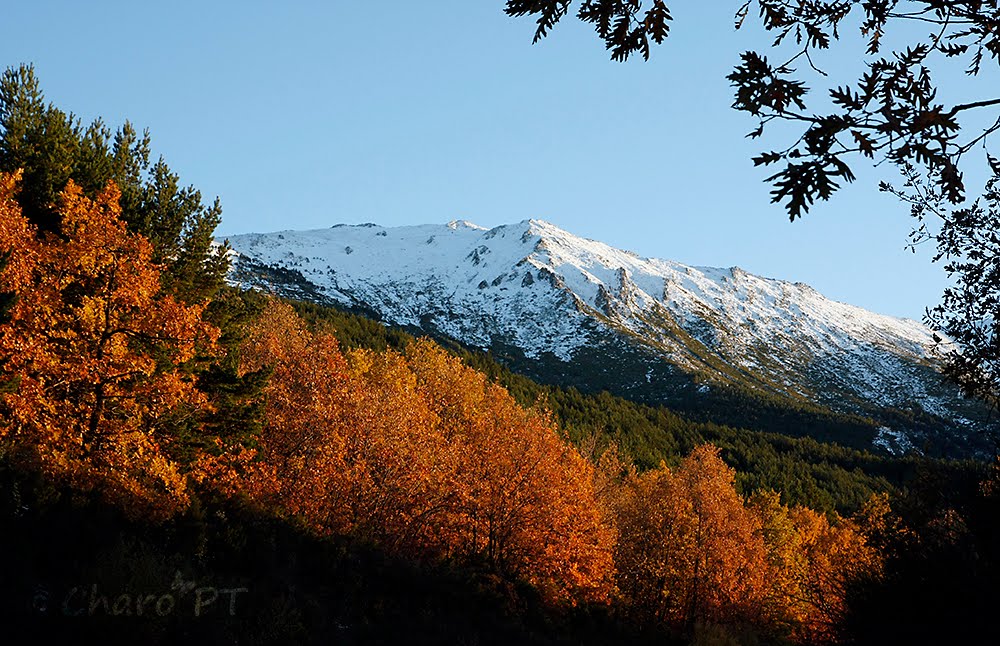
[0,175,218,519]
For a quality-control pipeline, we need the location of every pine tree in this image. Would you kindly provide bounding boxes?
[0,64,229,305]
[0,65,77,234]
[189,287,271,460]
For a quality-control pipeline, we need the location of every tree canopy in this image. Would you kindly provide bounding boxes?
[504,2,999,216]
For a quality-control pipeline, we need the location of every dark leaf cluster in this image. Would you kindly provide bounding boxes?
[505,0,672,61]
[927,167,1000,414]
[505,2,1000,217]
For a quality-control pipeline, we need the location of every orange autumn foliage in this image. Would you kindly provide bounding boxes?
[614,445,770,630]
[0,173,218,518]
[748,490,886,643]
[234,299,367,527]
[230,301,885,623]
[401,339,615,604]
[238,300,615,605]
[787,503,883,643]
[613,444,884,642]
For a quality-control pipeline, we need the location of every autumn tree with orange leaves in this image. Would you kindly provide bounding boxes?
[612,443,884,642]
[0,173,218,518]
[235,300,615,605]
[613,445,770,633]
[402,339,615,604]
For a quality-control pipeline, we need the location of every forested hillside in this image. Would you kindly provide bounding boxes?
[292,299,939,515]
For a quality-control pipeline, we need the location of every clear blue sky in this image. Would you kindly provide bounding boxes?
[2,1,970,320]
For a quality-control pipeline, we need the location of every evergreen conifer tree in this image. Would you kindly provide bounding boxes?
[0,64,228,304]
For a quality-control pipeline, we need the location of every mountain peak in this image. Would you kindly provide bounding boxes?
[223,218,988,455]
[446,219,487,231]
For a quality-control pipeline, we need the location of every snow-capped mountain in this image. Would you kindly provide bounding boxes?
[223,219,992,457]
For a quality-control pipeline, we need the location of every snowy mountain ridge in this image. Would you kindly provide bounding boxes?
[224,218,989,456]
